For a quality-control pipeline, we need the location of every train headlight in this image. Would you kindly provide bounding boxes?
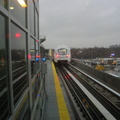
[56,54,59,58]
[66,54,69,57]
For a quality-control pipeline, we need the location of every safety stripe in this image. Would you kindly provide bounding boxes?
[52,62,71,120]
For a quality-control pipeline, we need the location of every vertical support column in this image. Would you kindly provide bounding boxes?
[7,1,14,118]
[27,0,33,116]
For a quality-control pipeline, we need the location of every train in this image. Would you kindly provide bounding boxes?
[53,45,71,63]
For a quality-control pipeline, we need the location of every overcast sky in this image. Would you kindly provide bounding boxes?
[40,0,120,49]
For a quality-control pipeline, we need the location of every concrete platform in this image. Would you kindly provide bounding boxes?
[43,60,59,120]
[42,60,75,120]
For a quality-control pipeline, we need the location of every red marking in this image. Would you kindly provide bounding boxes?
[28,54,31,59]
[36,55,41,58]
[36,40,39,42]
[15,33,21,38]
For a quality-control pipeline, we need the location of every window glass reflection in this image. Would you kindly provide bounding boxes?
[36,0,39,10]
[0,14,10,120]
[0,0,8,9]
[11,23,27,105]
[10,0,27,27]
[23,107,30,120]
[30,37,35,78]
[35,10,39,38]
[36,41,39,70]
[30,0,35,35]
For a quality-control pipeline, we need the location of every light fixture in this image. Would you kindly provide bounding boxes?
[10,7,14,9]
[17,0,27,7]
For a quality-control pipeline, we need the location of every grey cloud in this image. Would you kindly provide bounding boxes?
[40,0,120,49]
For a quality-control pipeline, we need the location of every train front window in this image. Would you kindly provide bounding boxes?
[58,49,67,55]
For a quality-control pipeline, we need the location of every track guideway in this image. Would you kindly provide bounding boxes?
[55,63,120,120]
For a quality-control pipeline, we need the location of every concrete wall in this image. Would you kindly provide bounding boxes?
[73,61,120,93]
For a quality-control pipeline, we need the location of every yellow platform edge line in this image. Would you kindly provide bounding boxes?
[52,62,71,120]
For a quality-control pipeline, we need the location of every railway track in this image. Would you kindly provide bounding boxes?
[55,63,120,120]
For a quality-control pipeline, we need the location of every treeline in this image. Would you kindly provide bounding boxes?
[0,49,25,61]
[71,47,120,59]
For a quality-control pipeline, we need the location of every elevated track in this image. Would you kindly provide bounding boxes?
[55,63,120,120]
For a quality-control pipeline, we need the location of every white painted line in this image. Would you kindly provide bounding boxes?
[69,64,120,97]
[65,68,116,120]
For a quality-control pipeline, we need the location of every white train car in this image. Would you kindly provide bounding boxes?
[53,45,71,63]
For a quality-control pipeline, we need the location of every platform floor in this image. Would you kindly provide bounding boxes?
[43,60,75,120]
